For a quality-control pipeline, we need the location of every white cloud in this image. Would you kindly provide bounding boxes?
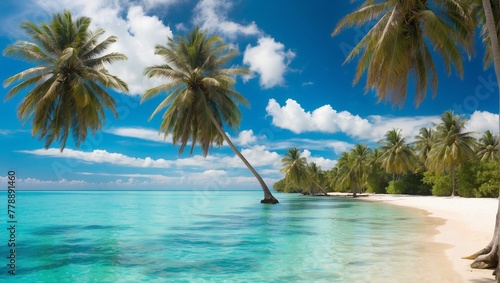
[365,115,441,142]
[243,37,296,89]
[221,145,281,169]
[193,0,261,37]
[106,127,172,143]
[266,99,441,142]
[265,98,371,135]
[465,111,499,135]
[269,139,353,154]
[19,145,281,172]
[229,130,258,146]
[19,148,172,168]
[302,150,337,171]
[13,0,174,95]
[109,127,262,148]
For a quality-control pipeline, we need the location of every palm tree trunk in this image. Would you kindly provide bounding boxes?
[469,0,500,276]
[451,167,456,197]
[312,180,328,196]
[207,112,279,204]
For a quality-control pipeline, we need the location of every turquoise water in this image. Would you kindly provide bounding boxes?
[0,191,437,282]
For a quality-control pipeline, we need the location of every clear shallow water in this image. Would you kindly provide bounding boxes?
[1,191,437,282]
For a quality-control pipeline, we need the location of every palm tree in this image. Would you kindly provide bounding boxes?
[332,0,475,107]
[336,145,372,197]
[477,130,499,162]
[306,162,328,195]
[476,0,499,71]
[141,27,278,204]
[280,148,309,193]
[3,10,128,150]
[426,111,476,197]
[378,129,417,180]
[333,0,500,275]
[335,151,355,195]
[350,144,372,196]
[413,127,435,164]
[327,167,340,192]
[464,0,500,273]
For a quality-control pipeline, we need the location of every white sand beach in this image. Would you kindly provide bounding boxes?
[362,194,498,282]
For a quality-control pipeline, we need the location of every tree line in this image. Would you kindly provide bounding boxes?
[275,110,500,198]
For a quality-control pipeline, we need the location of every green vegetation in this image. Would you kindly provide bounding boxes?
[275,112,498,199]
[277,148,327,195]
[3,10,128,150]
[426,111,477,196]
[332,0,475,107]
[334,1,500,273]
[141,27,278,204]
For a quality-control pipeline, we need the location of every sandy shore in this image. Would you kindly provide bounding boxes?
[361,194,498,282]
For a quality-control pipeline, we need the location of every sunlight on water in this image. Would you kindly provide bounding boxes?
[0,191,439,282]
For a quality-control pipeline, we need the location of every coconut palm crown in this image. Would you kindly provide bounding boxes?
[332,0,475,107]
[142,27,278,204]
[4,10,128,150]
[426,111,477,196]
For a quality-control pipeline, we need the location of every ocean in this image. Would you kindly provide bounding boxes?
[0,190,445,282]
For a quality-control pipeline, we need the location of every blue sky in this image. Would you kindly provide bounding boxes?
[0,0,498,191]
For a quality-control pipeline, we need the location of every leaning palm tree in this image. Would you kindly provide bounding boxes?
[350,144,372,196]
[378,129,418,181]
[336,145,372,197]
[334,151,355,195]
[413,127,435,164]
[327,167,340,192]
[141,27,278,204]
[332,0,475,107]
[280,148,309,193]
[426,111,477,197]
[3,10,128,150]
[477,130,500,162]
[306,162,328,195]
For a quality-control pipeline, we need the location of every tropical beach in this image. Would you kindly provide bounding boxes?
[1,0,500,282]
[362,195,498,282]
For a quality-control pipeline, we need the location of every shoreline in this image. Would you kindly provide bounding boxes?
[359,194,497,282]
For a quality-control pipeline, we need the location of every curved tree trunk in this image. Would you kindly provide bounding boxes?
[311,180,328,196]
[465,210,499,269]
[207,112,279,204]
[468,0,500,278]
[451,167,456,197]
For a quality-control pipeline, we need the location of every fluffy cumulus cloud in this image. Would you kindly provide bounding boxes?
[266,98,371,136]
[302,150,337,171]
[10,0,174,95]
[465,111,499,135]
[221,145,281,169]
[193,0,261,37]
[243,37,296,89]
[8,0,296,92]
[229,130,258,146]
[266,98,442,142]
